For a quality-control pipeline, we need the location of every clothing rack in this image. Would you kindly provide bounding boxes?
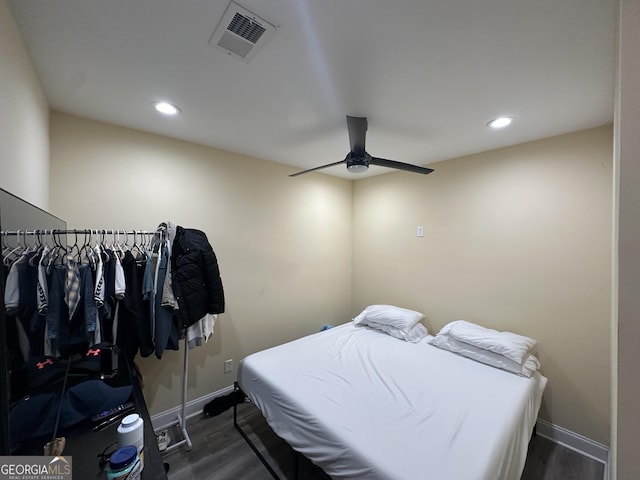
[1,227,194,453]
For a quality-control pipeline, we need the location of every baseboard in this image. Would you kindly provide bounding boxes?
[536,418,609,466]
[150,384,234,432]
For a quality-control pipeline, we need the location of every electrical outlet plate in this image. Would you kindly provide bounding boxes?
[224,359,233,374]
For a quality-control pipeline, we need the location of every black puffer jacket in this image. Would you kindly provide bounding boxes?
[171,226,225,328]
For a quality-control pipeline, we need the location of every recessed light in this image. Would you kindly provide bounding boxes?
[487,116,514,129]
[154,102,181,115]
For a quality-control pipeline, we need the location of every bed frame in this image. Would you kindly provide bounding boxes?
[233,381,303,480]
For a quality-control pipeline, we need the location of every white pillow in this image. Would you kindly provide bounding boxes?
[438,320,536,365]
[353,305,425,336]
[430,334,540,377]
[365,322,428,343]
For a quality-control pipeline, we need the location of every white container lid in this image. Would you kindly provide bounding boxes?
[120,414,141,428]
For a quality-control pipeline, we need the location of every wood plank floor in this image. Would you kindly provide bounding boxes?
[162,403,605,480]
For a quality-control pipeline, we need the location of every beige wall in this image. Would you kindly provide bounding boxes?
[614,0,640,477]
[353,125,613,444]
[50,113,612,441]
[0,0,49,209]
[49,111,353,415]
[0,0,625,455]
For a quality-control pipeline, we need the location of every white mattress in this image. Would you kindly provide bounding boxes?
[238,322,547,480]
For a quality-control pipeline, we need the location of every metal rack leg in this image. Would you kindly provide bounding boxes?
[233,382,281,480]
[178,342,193,450]
[158,339,192,454]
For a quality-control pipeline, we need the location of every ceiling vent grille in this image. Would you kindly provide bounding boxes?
[209,1,276,63]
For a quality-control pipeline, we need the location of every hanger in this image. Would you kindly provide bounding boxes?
[122,230,131,252]
[96,230,111,263]
[3,230,26,266]
[142,231,152,252]
[36,231,52,269]
[112,230,125,259]
[46,230,66,272]
[1,231,7,253]
[2,230,14,258]
[129,231,146,260]
[67,230,82,262]
[78,230,96,267]
[27,230,44,267]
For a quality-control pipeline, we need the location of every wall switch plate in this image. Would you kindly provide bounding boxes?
[224,359,233,374]
[417,226,424,237]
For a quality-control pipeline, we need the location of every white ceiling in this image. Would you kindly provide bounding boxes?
[8,0,616,179]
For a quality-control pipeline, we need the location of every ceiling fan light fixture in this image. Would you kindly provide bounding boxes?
[154,101,181,116]
[487,116,514,129]
[347,163,369,173]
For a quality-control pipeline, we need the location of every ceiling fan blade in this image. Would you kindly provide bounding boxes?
[288,160,346,177]
[346,116,367,154]
[370,157,434,175]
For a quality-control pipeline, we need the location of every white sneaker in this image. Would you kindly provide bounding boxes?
[156,429,171,452]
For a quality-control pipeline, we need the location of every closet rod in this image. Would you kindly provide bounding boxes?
[1,229,157,236]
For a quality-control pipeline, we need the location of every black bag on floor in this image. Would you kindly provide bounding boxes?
[203,389,245,417]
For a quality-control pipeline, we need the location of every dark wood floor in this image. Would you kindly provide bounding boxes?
[162,403,605,480]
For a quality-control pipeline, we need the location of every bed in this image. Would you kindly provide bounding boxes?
[237,320,547,480]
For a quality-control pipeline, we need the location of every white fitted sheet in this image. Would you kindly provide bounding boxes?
[238,322,547,480]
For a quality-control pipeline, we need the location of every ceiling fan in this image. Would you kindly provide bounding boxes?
[289,116,434,177]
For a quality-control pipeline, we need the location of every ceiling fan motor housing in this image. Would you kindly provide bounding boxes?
[346,151,370,173]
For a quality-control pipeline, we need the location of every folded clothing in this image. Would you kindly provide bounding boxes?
[10,379,132,451]
[27,344,118,394]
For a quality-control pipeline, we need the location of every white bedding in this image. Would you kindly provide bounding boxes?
[238,322,547,480]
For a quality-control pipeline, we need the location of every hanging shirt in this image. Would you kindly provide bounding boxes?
[4,254,25,315]
[36,245,50,315]
[114,252,126,300]
[64,254,81,320]
[93,244,105,308]
[153,245,180,359]
[186,314,217,349]
[117,251,153,360]
[47,264,97,356]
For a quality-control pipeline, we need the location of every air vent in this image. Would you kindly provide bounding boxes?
[209,1,276,63]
